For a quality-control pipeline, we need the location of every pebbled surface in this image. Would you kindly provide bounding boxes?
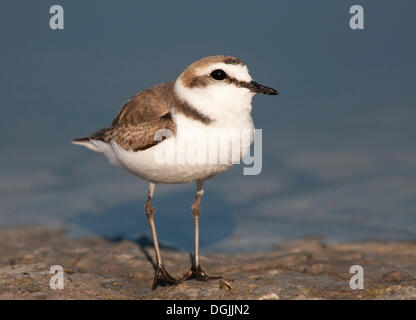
[0,227,415,300]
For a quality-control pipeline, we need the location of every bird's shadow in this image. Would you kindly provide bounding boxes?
[106,234,185,272]
[67,189,235,253]
[106,233,195,289]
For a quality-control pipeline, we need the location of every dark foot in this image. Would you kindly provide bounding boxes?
[152,265,179,290]
[181,264,222,282]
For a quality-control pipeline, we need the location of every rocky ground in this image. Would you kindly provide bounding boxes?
[0,227,415,299]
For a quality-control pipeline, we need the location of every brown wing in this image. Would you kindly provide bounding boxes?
[85,81,176,151]
[110,112,175,151]
[111,81,174,127]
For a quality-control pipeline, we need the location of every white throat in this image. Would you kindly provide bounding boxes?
[174,79,254,127]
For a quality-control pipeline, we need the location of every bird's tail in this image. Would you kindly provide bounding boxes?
[71,137,104,153]
[72,127,111,153]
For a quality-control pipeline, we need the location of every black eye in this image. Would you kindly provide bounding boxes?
[210,69,226,81]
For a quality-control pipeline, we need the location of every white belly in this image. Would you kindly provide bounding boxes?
[102,114,254,184]
[107,139,233,184]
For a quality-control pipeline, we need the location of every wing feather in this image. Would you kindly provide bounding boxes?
[73,81,176,151]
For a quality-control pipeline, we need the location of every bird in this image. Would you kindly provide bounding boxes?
[72,55,278,289]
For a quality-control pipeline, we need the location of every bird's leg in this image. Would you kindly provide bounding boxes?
[145,183,179,289]
[182,180,222,282]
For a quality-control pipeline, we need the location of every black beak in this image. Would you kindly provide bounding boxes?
[242,81,279,95]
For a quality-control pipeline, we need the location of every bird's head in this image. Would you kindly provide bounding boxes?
[174,55,278,121]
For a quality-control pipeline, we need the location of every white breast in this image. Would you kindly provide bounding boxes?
[104,112,253,184]
[102,80,255,184]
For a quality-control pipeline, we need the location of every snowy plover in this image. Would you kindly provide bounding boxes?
[72,55,278,289]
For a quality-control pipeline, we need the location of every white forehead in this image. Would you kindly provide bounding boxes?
[196,63,252,82]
